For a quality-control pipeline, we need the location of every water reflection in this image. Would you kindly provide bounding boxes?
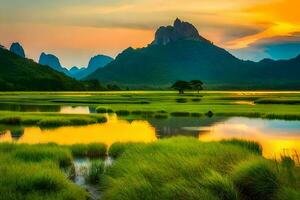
[199,117,300,158]
[0,116,157,146]
[0,116,299,159]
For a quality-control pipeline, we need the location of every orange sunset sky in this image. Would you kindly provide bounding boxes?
[1,0,300,67]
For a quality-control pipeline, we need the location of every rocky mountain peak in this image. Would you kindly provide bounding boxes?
[39,52,62,71]
[9,42,25,58]
[152,18,210,45]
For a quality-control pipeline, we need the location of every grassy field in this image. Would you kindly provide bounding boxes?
[0,111,107,127]
[0,91,300,121]
[0,137,299,200]
[0,91,299,199]
[101,137,300,200]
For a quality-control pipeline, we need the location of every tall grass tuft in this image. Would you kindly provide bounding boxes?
[86,160,105,184]
[69,143,107,158]
[221,139,263,155]
[232,159,280,200]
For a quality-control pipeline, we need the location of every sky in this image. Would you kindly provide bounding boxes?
[0,0,300,68]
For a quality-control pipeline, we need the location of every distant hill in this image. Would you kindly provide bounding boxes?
[0,48,85,91]
[87,19,300,90]
[70,55,113,79]
[10,42,25,58]
[69,66,85,76]
[39,52,70,75]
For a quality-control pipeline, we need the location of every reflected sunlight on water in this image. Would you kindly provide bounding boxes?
[59,106,91,114]
[0,116,300,159]
[199,117,300,158]
[0,116,157,146]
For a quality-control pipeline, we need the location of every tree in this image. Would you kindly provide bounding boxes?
[190,80,203,93]
[171,81,191,94]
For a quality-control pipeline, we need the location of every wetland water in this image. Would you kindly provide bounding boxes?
[0,107,300,158]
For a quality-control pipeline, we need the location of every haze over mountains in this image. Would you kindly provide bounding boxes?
[87,18,300,90]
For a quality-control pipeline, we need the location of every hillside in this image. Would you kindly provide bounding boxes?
[87,19,300,90]
[0,48,85,91]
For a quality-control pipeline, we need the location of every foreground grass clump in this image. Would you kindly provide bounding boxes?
[232,159,279,200]
[86,160,105,184]
[220,139,263,155]
[101,137,300,200]
[0,143,87,200]
[0,111,107,127]
[69,143,107,158]
[108,142,143,159]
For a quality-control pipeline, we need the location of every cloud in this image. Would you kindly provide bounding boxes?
[1,0,300,65]
[230,32,300,61]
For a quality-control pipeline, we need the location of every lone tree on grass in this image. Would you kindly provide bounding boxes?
[190,80,203,93]
[171,80,204,94]
[171,81,192,94]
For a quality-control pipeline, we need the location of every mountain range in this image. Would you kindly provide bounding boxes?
[0,47,85,91]
[70,55,114,79]
[86,18,300,90]
[38,52,113,79]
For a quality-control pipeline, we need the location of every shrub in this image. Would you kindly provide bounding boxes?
[176,98,188,103]
[131,110,142,115]
[96,107,107,113]
[191,98,201,102]
[0,117,21,125]
[170,112,190,117]
[116,110,130,116]
[206,111,214,118]
[107,109,114,113]
[156,110,167,114]
[191,113,202,117]
[232,159,279,200]
[154,114,168,119]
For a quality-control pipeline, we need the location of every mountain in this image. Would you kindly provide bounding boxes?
[39,52,70,75]
[69,66,85,76]
[9,42,25,58]
[0,48,85,91]
[87,19,300,90]
[152,18,210,45]
[70,55,113,79]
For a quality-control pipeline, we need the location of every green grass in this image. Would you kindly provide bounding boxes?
[220,139,263,155]
[0,143,88,200]
[69,143,107,158]
[101,137,300,200]
[0,111,107,127]
[0,91,300,120]
[108,142,143,159]
[170,112,190,117]
[232,159,280,200]
[255,99,300,105]
[86,160,105,184]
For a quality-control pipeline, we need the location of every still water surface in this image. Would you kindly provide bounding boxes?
[0,114,300,158]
